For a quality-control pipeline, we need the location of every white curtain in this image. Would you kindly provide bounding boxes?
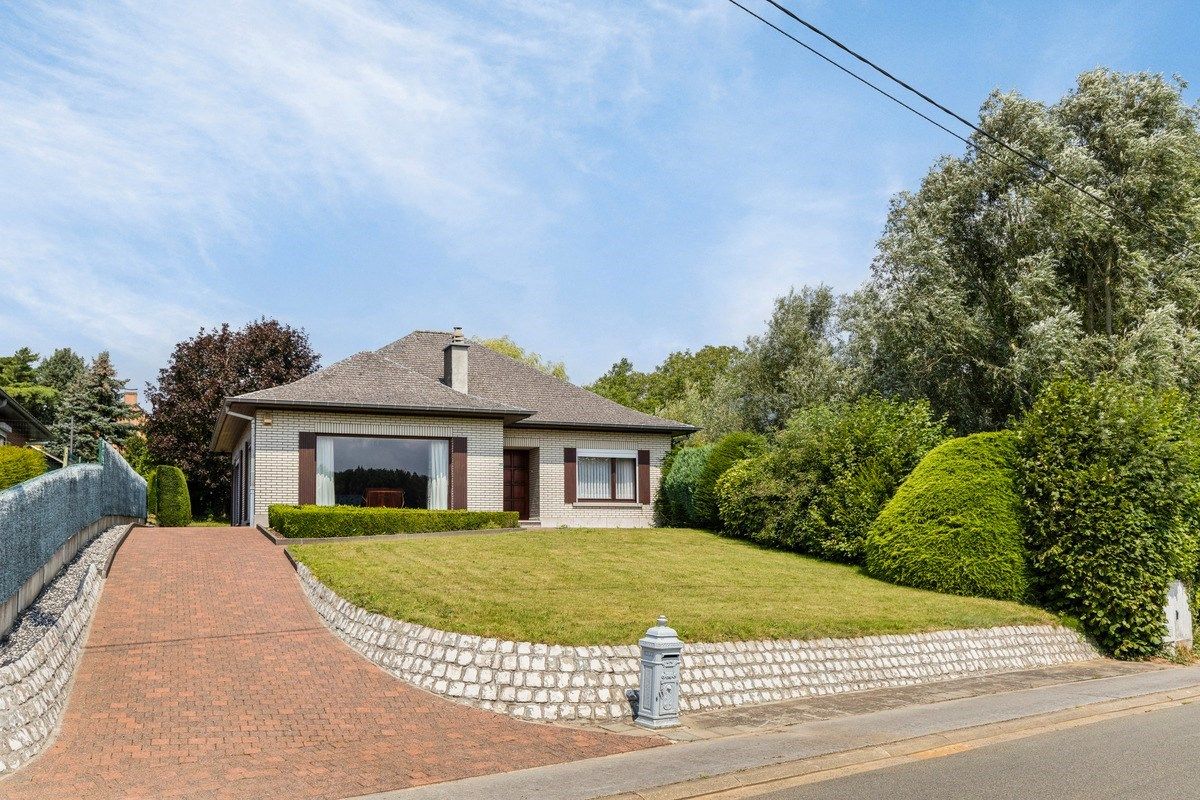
[316,437,336,506]
[428,439,450,509]
[578,456,610,499]
[614,458,636,500]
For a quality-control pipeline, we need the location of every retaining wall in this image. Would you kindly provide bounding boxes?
[296,564,1099,723]
[0,441,144,636]
[0,564,103,774]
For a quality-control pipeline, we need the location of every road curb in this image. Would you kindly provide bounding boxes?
[604,686,1200,799]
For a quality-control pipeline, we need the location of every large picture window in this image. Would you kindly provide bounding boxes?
[315,436,449,509]
[576,449,637,501]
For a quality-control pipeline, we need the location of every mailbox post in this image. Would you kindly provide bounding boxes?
[636,615,683,729]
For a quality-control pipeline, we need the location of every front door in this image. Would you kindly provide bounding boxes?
[503,449,530,520]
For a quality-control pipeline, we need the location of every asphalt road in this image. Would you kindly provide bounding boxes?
[755,701,1200,800]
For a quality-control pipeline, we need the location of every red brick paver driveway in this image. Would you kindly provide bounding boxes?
[1,527,656,799]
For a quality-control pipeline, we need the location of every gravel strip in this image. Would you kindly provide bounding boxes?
[0,524,126,665]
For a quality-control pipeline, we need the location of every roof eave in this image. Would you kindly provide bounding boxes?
[505,419,699,436]
[211,397,536,452]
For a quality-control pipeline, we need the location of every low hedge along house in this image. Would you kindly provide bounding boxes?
[211,328,695,528]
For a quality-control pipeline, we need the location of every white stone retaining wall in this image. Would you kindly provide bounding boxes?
[297,564,1099,723]
[0,564,102,774]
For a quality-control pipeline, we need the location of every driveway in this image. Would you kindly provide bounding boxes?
[0,527,656,799]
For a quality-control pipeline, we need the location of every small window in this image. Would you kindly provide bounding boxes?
[577,449,637,501]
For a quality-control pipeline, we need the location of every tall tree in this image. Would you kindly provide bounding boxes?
[722,286,853,434]
[853,69,1200,432]
[476,336,568,380]
[36,348,86,394]
[47,352,135,461]
[145,319,320,518]
[588,346,741,430]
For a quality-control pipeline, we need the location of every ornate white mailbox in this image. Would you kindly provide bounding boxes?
[636,615,683,729]
[1164,579,1193,651]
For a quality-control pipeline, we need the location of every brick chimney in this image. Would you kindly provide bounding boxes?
[443,326,469,393]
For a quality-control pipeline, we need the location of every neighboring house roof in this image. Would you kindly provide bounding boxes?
[212,330,697,451]
[0,387,51,444]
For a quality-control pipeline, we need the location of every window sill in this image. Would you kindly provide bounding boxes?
[572,501,645,509]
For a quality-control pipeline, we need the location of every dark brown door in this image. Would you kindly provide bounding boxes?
[503,449,530,520]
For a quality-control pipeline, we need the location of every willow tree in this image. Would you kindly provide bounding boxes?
[853,69,1200,432]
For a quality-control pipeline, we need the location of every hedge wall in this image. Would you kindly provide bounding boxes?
[268,505,519,538]
[1017,379,1200,659]
[153,465,192,527]
[0,446,46,491]
[865,432,1030,602]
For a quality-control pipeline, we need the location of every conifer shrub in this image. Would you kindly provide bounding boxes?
[865,431,1030,602]
[654,445,712,527]
[153,465,192,527]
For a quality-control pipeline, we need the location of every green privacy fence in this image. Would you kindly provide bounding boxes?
[0,441,146,604]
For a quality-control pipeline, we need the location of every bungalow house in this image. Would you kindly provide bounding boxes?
[211,329,696,528]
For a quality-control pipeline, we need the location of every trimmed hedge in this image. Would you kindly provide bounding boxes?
[152,465,192,527]
[268,505,519,538]
[865,432,1030,602]
[654,445,712,527]
[692,433,767,530]
[0,446,47,491]
[1017,379,1200,659]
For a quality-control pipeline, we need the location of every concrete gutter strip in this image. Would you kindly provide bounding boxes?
[352,666,1200,800]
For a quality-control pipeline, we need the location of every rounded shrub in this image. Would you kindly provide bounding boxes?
[1017,379,1200,659]
[715,455,780,540]
[864,431,1030,602]
[0,446,47,491]
[153,465,192,527]
[654,445,712,527]
[693,433,767,530]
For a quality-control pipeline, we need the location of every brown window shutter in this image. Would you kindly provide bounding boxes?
[451,437,468,509]
[564,448,577,503]
[298,432,316,505]
[637,449,651,505]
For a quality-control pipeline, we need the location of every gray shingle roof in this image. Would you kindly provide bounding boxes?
[214,330,696,451]
[229,350,529,416]
[376,331,696,433]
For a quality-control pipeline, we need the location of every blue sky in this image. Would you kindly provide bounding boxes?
[1,1,1197,396]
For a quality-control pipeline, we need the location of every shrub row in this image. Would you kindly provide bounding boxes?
[713,397,947,563]
[147,465,192,527]
[268,505,519,538]
[0,446,47,491]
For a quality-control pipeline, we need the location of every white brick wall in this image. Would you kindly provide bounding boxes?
[503,428,672,528]
[248,410,505,525]
[240,409,674,528]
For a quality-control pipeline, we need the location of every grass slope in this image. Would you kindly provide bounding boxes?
[290,528,1053,645]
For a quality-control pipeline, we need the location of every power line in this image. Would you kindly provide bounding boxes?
[729,0,1200,262]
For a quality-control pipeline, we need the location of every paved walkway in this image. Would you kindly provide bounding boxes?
[0,527,656,800]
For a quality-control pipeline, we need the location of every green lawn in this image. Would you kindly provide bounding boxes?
[289,528,1056,646]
